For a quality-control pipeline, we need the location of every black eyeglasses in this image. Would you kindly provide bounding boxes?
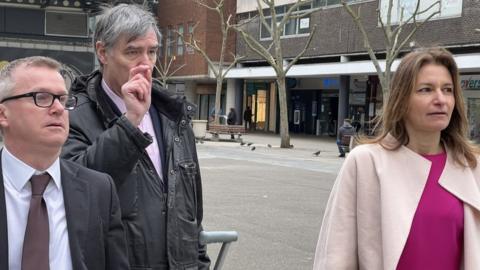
[0,91,77,111]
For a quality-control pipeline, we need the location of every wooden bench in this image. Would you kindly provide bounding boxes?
[208,124,246,141]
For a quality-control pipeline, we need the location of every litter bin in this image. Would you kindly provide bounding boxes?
[192,120,208,139]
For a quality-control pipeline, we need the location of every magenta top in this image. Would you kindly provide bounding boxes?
[397,152,464,270]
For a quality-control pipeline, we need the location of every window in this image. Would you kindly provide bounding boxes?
[314,0,358,7]
[186,22,195,54]
[46,11,88,37]
[159,28,164,57]
[379,0,462,24]
[167,26,173,57]
[284,18,297,36]
[259,5,312,39]
[177,24,184,56]
[260,18,272,39]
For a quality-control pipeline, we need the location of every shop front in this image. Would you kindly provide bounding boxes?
[462,74,480,143]
[245,81,275,132]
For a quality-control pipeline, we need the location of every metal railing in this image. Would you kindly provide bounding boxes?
[200,231,238,270]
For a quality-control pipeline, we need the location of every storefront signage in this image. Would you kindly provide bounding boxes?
[321,78,339,89]
[461,75,480,90]
[299,18,310,29]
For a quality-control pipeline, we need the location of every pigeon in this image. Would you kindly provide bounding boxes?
[251,146,256,151]
[247,142,253,146]
[240,142,246,146]
[313,150,321,156]
[267,144,272,148]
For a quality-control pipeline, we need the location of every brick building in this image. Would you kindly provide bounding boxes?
[227,0,480,138]
[156,0,237,122]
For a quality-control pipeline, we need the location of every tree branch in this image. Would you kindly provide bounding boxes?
[237,29,276,67]
[193,0,219,11]
[285,24,316,73]
[341,0,384,89]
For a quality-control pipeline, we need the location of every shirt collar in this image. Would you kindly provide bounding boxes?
[2,147,62,192]
[101,79,127,114]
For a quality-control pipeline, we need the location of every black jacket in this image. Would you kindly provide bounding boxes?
[62,70,210,270]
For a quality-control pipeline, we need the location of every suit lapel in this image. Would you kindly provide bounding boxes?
[0,154,9,269]
[60,160,89,270]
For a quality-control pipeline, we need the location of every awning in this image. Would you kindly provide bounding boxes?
[225,53,480,79]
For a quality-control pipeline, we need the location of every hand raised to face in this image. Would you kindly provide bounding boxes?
[122,65,152,126]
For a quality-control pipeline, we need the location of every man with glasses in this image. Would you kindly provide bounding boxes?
[62,4,209,270]
[0,56,129,270]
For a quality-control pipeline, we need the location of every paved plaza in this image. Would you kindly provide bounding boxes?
[0,133,343,269]
[198,133,344,270]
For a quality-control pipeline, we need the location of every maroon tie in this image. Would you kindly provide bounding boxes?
[21,173,50,270]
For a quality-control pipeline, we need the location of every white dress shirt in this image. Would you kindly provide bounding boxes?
[2,147,73,270]
[102,79,163,179]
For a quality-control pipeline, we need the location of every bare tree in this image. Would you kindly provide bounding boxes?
[235,0,317,148]
[341,0,440,99]
[181,0,244,124]
[154,47,186,89]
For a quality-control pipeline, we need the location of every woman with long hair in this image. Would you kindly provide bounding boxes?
[313,47,480,269]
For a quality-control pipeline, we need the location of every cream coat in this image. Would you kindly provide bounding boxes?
[313,137,480,270]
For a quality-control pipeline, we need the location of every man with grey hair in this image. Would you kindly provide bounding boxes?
[0,56,128,269]
[62,4,210,270]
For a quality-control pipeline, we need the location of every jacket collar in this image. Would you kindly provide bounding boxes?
[440,155,480,212]
[382,133,480,212]
[379,135,480,269]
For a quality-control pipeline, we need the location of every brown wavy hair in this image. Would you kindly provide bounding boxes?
[364,47,479,167]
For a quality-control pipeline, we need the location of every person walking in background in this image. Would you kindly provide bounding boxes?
[227,107,236,139]
[227,107,236,125]
[314,48,480,269]
[244,106,252,131]
[336,118,355,157]
[61,4,210,270]
[0,56,128,269]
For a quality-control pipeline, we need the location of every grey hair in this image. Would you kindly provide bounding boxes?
[0,56,62,101]
[94,4,161,59]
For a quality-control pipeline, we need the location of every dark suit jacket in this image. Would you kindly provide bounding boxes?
[0,158,129,270]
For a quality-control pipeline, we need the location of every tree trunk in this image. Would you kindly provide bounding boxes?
[277,76,291,148]
[214,77,223,124]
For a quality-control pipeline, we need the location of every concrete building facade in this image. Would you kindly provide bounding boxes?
[228,0,480,138]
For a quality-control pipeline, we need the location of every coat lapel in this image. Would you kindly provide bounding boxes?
[380,144,431,270]
[381,137,480,270]
[60,160,89,270]
[0,156,9,269]
[439,152,480,212]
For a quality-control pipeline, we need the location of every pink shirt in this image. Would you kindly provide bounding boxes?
[397,152,463,270]
[102,80,163,180]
